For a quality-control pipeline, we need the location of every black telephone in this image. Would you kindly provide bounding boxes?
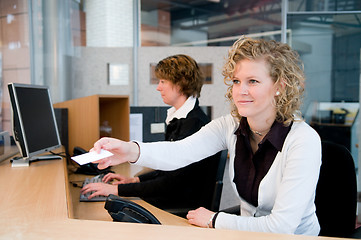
[104,194,161,224]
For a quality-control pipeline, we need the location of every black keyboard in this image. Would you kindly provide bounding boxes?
[79,175,107,202]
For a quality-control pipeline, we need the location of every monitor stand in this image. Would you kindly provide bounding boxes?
[11,154,62,167]
[11,157,30,167]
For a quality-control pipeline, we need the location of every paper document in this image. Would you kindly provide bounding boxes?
[71,149,113,165]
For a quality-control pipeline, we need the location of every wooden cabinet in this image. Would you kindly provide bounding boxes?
[54,95,129,155]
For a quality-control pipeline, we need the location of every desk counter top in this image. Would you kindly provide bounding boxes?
[0,156,345,240]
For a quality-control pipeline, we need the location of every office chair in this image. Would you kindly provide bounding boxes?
[316,141,357,238]
[209,150,228,212]
[166,150,228,217]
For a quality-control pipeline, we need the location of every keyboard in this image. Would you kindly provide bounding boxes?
[79,175,108,202]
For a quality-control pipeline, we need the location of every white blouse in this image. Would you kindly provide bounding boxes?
[135,114,321,235]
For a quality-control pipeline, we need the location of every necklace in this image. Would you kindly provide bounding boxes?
[249,127,270,137]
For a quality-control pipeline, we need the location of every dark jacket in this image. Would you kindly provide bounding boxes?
[117,99,221,212]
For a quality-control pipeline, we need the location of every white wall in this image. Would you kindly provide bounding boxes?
[68,47,133,99]
[67,46,231,120]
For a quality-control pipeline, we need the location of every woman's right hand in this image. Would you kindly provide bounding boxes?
[102,172,140,184]
[91,137,140,169]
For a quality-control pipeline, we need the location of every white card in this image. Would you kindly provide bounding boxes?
[71,149,114,165]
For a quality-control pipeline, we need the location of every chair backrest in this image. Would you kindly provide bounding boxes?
[315,141,357,237]
[210,150,228,212]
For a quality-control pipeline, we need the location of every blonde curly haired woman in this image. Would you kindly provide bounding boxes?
[91,37,321,236]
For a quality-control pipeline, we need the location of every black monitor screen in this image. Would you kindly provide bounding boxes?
[8,83,61,158]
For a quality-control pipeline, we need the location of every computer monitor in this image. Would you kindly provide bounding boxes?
[8,83,62,166]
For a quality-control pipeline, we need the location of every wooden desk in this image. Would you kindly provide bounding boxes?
[0,155,347,239]
[66,162,190,226]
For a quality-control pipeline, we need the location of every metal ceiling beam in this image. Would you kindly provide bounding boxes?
[176,6,282,30]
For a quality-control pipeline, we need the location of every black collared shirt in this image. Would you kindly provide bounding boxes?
[233,118,292,207]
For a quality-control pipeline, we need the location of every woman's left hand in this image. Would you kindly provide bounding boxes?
[186,207,215,228]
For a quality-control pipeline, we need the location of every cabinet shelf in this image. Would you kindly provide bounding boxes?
[54,95,129,155]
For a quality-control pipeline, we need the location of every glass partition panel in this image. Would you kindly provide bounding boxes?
[288,10,361,168]
[289,0,361,12]
[287,12,361,107]
[141,0,282,46]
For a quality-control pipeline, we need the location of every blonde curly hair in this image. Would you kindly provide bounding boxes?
[223,37,305,126]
